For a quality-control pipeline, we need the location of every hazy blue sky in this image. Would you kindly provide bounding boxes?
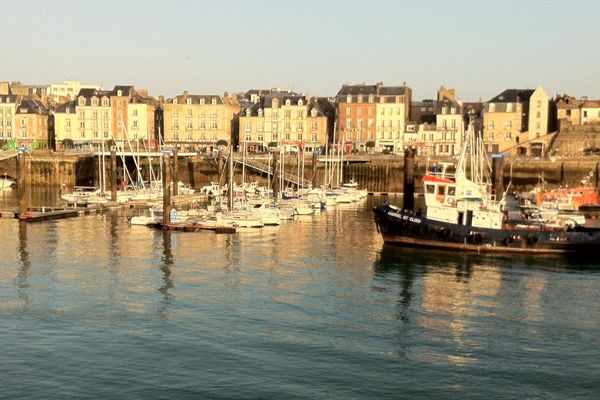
[2,0,599,101]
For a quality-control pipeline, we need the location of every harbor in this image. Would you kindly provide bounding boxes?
[2,191,600,399]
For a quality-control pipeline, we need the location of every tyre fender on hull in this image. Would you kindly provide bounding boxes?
[470,233,483,245]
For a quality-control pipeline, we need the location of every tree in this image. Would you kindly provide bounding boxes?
[216,139,228,147]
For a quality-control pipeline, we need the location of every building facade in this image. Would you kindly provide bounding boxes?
[337,82,411,154]
[238,91,333,154]
[0,94,17,147]
[162,91,240,153]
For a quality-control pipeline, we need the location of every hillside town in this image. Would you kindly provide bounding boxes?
[1,80,599,158]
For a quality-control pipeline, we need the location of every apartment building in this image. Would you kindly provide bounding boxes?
[54,85,157,149]
[239,91,333,153]
[337,82,411,154]
[483,86,549,155]
[0,94,17,146]
[162,91,240,152]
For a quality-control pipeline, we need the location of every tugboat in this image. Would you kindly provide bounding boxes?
[373,121,600,255]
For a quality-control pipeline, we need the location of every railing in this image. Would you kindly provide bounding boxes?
[234,156,312,188]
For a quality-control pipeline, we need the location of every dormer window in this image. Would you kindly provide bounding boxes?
[211,98,217,105]
[450,107,456,114]
[102,97,109,106]
[66,107,70,114]
[311,108,317,117]
[368,95,374,103]
[506,103,513,112]
[258,108,263,117]
[272,99,279,108]
[186,98,192,105]
[489,103,495,112]
[442,107,447,115]
[298,99,303,106]
[200,98,205,105]
[285,99,291,106]
[346,95,352,103]
[173,98,178,104]
[117,90,122,96]
[246,109,251,117]
[358,95,363,103]
[91,97,99,106]
[78,97,85,106]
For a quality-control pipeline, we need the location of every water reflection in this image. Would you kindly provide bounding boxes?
[157,229,174,313]
[16,222,31,304]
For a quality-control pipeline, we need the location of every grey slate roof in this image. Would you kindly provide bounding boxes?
[488,89,535,103]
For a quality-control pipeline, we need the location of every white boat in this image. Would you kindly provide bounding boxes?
[1,176,14,189]
[130,207,163,226]
[60,186,101,204]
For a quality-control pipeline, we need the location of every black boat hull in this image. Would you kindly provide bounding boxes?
[373,204,600,255]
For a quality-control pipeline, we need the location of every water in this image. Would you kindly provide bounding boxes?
[1,190,600,399]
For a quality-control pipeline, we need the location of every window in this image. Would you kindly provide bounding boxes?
[346,119,352,129]
[488,132,494,139]
[368,119,373,128]
[211,120,217,129]
[211,98,217,105]
[346,95,351,103]
[79,121,85,129]
[584,111,588,118]
[506,121,512,129]
[186,98,192,105]
[451,119,456,129]
[297,122,303,131]
[285,122,291,130]
[450,107,456,114]
[199,98,205,105]
[199,121,206,129]
[284,110,291,119]
[489,103,495,112]
[506,103,513,112]
[186,108,193,117]
[102,98,109,106]
[92,111,98,119]
[346,108,351,116]
[257,122,263,132]
[311,121,318,130]
[442,107,447,115]
[91,98,98,106]
[258,108,263,117]
[245,121,252,132]
[505,131,512,140]
[285,99,291,106]
[357,95,363,103]
[186,121,192,129]
[536,111,541,118]
[487,121,494,130]
[537,100,541,107]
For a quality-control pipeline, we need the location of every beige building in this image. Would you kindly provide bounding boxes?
[0,94,17,145]
[54,85,157,149]
[239,92,333,153]
[580,100,600,125]
[435,98,463,156]
[556,95,582,127]
[162,91,240,152]
[14,96,50,149]
[483,86,549,155]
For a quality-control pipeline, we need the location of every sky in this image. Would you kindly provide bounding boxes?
[2,0,600,102]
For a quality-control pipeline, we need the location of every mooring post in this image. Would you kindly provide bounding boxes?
[491,155,505,200]
[163,154,171,225]
[403,147,415,211]
[272,151,280,201]
[17,152,27,216]
[172,148,179,196]
[110,147,117,202]
[312,151,318,188]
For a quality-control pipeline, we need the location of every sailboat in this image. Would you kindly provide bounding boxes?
[373,119,600,255]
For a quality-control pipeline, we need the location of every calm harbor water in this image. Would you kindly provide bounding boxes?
[1,189,600,399]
